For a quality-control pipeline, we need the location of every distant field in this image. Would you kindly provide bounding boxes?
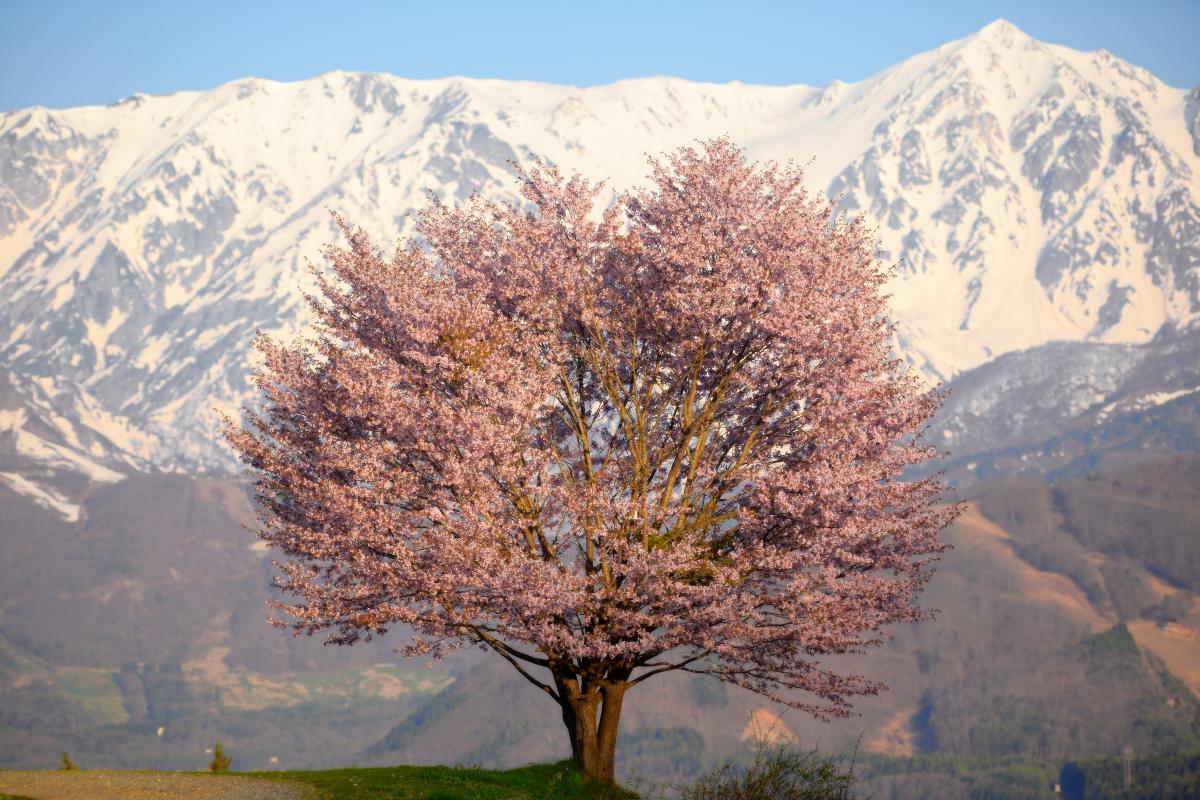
[52,668,129,725]
[1,628,453,723]
[182,645,453,712]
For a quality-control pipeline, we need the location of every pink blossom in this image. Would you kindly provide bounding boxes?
[225,138,958,784]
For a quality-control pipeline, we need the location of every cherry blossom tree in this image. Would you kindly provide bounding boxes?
[226,138,957,785]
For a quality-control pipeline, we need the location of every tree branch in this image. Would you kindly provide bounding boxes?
[472,630,560,701]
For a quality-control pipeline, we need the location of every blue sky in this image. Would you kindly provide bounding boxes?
[1,0,1196,112]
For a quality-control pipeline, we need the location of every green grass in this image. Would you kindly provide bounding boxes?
[52,667,129,724]
[0,632,47,683]
[250,760,638,799]
[1080,622,1140,655]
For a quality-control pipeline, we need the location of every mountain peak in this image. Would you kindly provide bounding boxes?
[959,18,1038,54]
[977,18,1023,36]
[0,23,1196,486]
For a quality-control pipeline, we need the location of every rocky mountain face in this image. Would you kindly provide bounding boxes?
[828,22,1200,379]
[929,327,1200,484]
[0,20,1197,514]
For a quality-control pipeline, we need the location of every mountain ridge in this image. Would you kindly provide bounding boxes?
[1,19,1197,508]
[3,458,1197,781]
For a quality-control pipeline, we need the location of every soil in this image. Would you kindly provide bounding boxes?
[0,771,311,800]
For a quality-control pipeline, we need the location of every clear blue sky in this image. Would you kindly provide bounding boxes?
[1,0,1196,112]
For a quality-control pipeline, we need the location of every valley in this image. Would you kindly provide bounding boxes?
[2,456,1196,790]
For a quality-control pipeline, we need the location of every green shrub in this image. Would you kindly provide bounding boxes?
[209,741,232,772]
[1081,623,1139,655]
[678,739,856,800]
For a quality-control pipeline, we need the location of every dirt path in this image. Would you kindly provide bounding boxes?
[0,771,311,800]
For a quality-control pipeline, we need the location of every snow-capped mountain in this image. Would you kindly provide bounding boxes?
[2,19,1198,513]
[929,327,1200,483]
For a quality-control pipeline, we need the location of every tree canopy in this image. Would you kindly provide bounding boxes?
[226,138,956,784]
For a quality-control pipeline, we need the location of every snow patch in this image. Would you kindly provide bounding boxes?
[0,407,29,430]
[12,429,125,483]
[0,471,81,522]
[0,21,1197,477]
[84,308,128,369]
[1095,386,1199,422]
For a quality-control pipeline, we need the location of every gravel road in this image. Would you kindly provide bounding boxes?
[0,771,312,800]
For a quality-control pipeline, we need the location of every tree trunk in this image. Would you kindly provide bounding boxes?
[556,676,629,786]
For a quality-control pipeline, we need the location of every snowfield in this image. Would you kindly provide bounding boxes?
[1,19,1197,512]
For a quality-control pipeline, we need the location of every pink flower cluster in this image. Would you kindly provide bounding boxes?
[226,138,957,716]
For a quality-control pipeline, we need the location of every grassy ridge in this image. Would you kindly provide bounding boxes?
[251,761,635,799]
[5,752,1198,799]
